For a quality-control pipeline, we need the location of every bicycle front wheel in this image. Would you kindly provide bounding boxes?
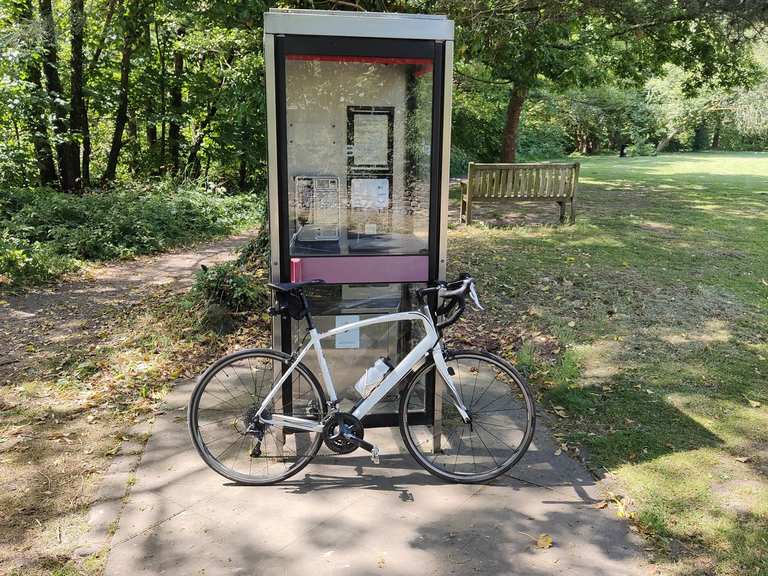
[188,349,326,485]
[399,350,535,483]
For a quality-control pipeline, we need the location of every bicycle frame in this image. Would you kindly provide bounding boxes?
[257,307,470,432]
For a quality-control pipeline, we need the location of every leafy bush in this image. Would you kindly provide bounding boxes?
[192,262,266,312]
[4,180,262,260]
[235,206,270,271]
[0,232,77,286]
[1,179,264,286]
[188,260,268,332]
[627,142,656,156]
[450,146,472,178]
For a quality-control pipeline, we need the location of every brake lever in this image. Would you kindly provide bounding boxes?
[469,282,484,310]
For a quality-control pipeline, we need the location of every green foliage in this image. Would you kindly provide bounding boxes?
[517,100,569,160]
[4,180,261,260]
[626,142,655,157]
[191,261,266,314]
[0,231,77,286]
[235,228,270,272]
[0,180,263,286]
[188,258,268,332]
[451,65,508,166]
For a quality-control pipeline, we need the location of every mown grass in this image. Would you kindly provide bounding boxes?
[449,152,768,575]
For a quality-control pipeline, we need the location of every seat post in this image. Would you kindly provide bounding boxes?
[299,291,315,331]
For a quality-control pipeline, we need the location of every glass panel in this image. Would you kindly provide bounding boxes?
[293,283,426,414]
[285,56,434,256]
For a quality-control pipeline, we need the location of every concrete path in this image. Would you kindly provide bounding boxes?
[105,381,647,576]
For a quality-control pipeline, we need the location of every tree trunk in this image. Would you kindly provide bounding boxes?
[238,157,247,191]
[88,0,119,74]
[82,101,91,186]
[83,0,115,184]
[127,109,140,172]
[144,22,158,169]
[155,20,167,172]
[19,0,57,185]
[655,128,678,154]
[501,85,528,162]
[711,115,722,150]
[39,0,78,191]
[103,3,141,182]
[169,35,184,174]
[185,56,231,177]
[692,122,708,151]
[69,0,85,190]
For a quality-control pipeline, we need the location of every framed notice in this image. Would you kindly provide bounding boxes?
[347,106,394,172]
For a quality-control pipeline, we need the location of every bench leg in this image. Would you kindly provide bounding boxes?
[558,201,566,224]
[462,196,473,225]
[569,199,575,224]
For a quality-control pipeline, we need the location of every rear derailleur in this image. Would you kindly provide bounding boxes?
[243,406,266,458]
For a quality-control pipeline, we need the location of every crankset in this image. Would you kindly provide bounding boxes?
[322,412,380,463]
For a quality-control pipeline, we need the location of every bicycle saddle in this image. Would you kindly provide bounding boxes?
[266,279,325,293]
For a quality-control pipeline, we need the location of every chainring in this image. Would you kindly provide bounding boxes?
[322,412,364,454]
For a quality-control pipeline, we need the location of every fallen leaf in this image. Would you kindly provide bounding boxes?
[743,395,762,408]
[567,321,576,328]
[735,456,753,463]
[592,500,608,509]
[536,533,553,549]
[552,406,568,418]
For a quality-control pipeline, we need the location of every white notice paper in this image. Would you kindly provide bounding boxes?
[353,114,389,165]
[335,315,360,349]
[351,178,389,209]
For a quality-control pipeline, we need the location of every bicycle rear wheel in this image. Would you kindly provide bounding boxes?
[399,350,535,483]
[188,349,326,485]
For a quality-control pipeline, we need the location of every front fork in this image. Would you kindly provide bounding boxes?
[431,345,471,423]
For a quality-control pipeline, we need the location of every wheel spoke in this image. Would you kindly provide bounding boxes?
[403,352,534,482]
[191,352,325,484]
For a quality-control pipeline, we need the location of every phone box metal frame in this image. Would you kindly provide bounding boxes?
[264,9,454,427]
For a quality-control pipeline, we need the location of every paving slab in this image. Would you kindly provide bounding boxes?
[105,380,647,576]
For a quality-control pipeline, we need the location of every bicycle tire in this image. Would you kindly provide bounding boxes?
[399,349,535,484]
[188,348,326,485]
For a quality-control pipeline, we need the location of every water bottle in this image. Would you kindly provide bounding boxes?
[354,357,394,398]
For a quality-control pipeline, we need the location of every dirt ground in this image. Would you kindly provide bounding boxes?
[0,231,256,575]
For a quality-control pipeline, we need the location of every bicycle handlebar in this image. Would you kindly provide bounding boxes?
[416,273,481,332]
[438,276,473,298]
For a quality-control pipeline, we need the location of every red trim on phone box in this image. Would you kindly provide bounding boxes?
[290,256,429,284]
[286,54,433,76]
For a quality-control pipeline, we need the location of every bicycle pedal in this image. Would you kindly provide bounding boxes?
[370,446,380,465]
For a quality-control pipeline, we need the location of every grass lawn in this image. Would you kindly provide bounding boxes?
[449,152,768,575]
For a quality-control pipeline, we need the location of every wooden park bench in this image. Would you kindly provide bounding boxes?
[459,162,580,225]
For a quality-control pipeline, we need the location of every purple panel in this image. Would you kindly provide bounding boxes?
[291,256,429,284]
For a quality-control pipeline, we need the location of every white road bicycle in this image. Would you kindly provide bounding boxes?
[188,274,535,484]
